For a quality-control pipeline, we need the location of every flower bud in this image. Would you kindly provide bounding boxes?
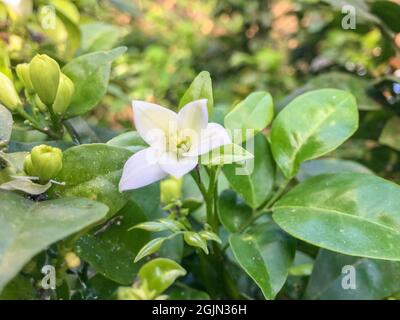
[34,95,47,112]
[160,177,182,204]
[16,63,34,92]
[52,73,74,115]
[25,144,63,182]
[65,252,81,269]
[29,54,60,106]
[0,71,22,111]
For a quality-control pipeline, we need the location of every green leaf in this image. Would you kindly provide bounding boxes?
[179,71,213,115]
[223,134,275,208]
[0,104,12,144]
[304,250,400,299]
[200,143,253,166]
[80,22,121,53]
[0,275,37,300]
[273,173,400,261]
[138,258,186,297]
[0,178,51,195]
[183,231,209,254]
[132,219,184,233]
[379,116,400,151]
[168,283,210,300]
[224,91,274,142]
[50,144,132,217]
[75,201,149,284]
[218,189,253,233]
[229,220,296,299]
[371,0,400,33]
[0,191,108,292]
[134,237,167,262]
[62,47,127,117]
[107,131,147,153]
[297,158,373,182]
[271,89,358,178]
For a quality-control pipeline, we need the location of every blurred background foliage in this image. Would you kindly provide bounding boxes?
[1,0,400,181]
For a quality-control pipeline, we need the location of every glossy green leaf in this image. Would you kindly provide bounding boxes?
[223,134,275,208]
[0,190,108,292]
[0,105,12,144]
[305,250,400,299]
[168,283,210,300]
[134,237,167,263]
[229,220,296,299]
[224,91,274,141]
[107,131,147,153]
[218,189,253,233]
[62,47,127,117]
[179,71,213,114]
[271,89,358,178]
[371,0,400,33]
[138,258,186,297]
[183,231,209,254]
[0,275,37,300]
[75,201,149,284]
[273,173,400,260]
[51,144,132,217]
[297,158,373,182]
[379,116,400,151]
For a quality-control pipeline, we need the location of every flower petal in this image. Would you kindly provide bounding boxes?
[119,147,167,191]
[159,152,198,178]
[132,100,177,148]
[178,99,208,133]
[185,122,231,156]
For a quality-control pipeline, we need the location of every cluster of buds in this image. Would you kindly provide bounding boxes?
[24,144,63,183]
[0,54,74,116]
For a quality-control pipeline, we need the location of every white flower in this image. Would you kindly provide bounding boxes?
[119,99,231,191]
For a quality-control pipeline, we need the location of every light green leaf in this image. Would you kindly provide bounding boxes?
[63,47,127,117]
[183,231,209,254]
[179,71,213,115]
[0,178,51,195]
[229,220,296,299]
[271,89,358,178]
[75,201,149,284]
[138,258,186,297]
[50,144,132,217]
[305,250,400,299]
[273,173,400,260]
[107,131,147,153]
[379,116,400,151]
[223,134,275,208]
[224,91,274,142]
[200,143,253,166]
[0,105,12,145]
[80,22,121,53]
[134,237,167,263]
[0,190,108,292]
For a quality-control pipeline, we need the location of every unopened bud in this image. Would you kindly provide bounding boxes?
[25,144,63,182]
[29,54,60,105]
[160,177,182,204]
[65,252,81,269]
[0,72,22,111]
[16,63,34,92]
[52,73,74,115]
[34,95,47,112]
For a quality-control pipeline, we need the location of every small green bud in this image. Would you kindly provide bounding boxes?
[52,73,74,115]
[0,71,22,111]
[26,144,63,182]
[160,177,182,204]
[29,54,60,106]
[16,63,34,92]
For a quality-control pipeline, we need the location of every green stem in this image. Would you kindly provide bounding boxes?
[17,108,60,140]
[258,179,290,211]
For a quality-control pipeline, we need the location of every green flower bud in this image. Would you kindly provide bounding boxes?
[52,73,74,115]
[26,144,63,182]
[16,63,34,92]
[29,54,60,106]
[0,71,22,111]
[160,177,182,204]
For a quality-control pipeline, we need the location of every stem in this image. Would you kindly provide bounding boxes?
[17,108,60,140]
[258,179,290,211]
